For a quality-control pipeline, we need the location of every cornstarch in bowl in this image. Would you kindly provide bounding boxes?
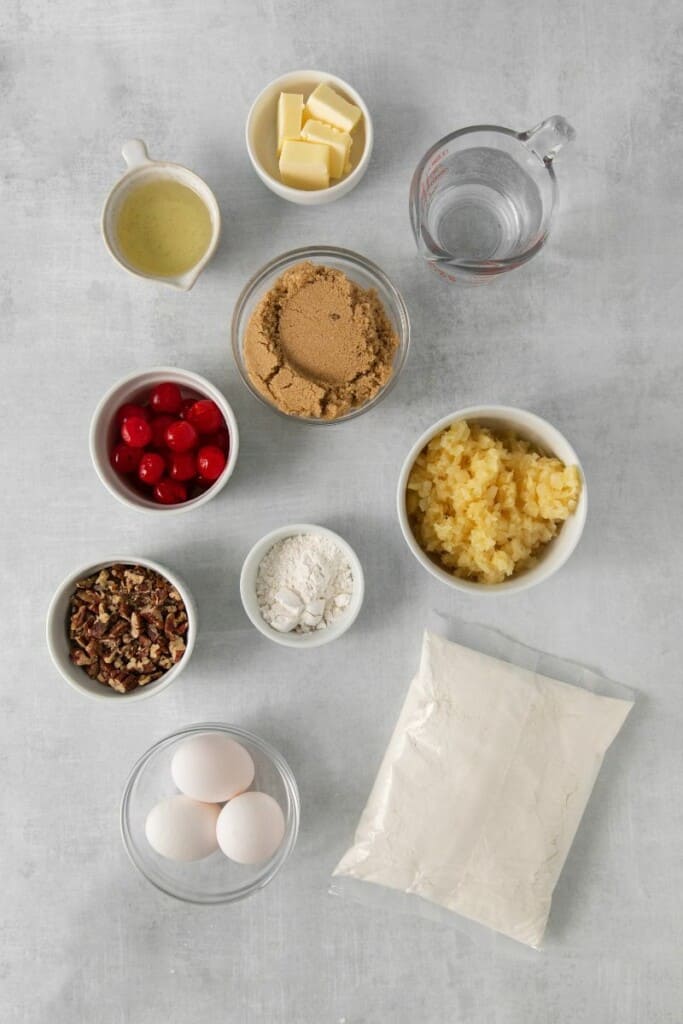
[256,533,353,634]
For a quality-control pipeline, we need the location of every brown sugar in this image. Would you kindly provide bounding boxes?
[243,261,399,419]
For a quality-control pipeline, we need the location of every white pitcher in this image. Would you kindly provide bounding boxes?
[101,139,221,291]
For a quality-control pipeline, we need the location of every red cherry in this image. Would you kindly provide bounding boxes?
[115,402,150,427]
[111,443,142,474]
[121,416,153,447]
[179,398,196,419]
[150,381,182,415]
[165,419,198,453]
[150,414,174,448]
[153,479,187,505]
[205,428,230,455]
[197,445,227,482]
[169,452,197,481]
[185,399,224,435]
[138,452,166,485]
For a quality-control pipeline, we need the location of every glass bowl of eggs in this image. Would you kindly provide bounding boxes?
[120,723,300,903]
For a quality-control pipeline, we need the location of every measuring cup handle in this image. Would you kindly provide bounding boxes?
[519,116,576,163]
[121,139,151,169]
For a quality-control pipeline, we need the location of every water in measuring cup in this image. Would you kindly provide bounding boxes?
[421,147,544,263]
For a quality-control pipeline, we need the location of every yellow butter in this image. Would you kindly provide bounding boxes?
[300,120,352,178]
[279,139,330,190]
[277,93,304,156]
[304,83,362,134]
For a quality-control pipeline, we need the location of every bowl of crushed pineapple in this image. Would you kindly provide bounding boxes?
[398,406,587,594]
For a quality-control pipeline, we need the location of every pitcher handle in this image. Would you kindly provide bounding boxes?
[121,138,151,169]
[519,116,576,163]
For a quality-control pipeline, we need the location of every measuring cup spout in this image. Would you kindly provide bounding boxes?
[519,116,576,163]
[418,236,451,264]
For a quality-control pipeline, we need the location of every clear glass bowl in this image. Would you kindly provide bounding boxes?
[231,246,411,424]
[120,723,300,904]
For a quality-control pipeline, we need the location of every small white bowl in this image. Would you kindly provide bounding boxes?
[102,139,221,291]
[246,70,373,206]
[90,367,239,515]
[397,406,588,595]
[240,524,365,647]
[46,556,198,702]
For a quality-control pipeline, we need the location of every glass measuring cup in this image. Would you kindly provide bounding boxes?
[409,116,575,284]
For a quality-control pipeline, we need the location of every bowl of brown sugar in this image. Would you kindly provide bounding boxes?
[231,247,410,423]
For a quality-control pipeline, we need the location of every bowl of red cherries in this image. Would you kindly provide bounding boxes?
[90,367,239,513]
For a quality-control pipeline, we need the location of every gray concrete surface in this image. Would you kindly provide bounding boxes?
[3,0,682,1020]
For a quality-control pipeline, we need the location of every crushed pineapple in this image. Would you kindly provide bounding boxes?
[406,420,581,584]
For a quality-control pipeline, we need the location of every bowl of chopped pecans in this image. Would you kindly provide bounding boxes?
[46,557,197,702]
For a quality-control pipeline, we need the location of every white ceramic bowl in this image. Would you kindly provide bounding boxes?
[240,524,365,647]
[102,139,221,291]
[46,556,198,702]
[397,406,588,595]
[246,70,373,206]
[90,367,239,514]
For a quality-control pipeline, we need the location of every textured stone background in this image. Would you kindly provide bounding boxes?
[3,0,682,1020]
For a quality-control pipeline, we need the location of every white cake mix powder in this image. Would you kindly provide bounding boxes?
[334,630,633,948]
[256,533,354,634]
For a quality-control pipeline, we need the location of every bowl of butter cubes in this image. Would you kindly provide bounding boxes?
[245,69,373,205]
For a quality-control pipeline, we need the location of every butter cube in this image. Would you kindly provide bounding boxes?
[300,120,352,178]
[279,139,330,190]
[277,93,304,156]
[304,83,362,134]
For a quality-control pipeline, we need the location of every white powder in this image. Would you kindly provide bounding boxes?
[256,533,354,634]
[334,631,633,948]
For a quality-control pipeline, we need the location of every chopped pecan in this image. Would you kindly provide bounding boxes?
[141,606,164,629]
[71,649,92,666]
[70,604,87,630]
[66,563,188,695]
[169,636,186,662]
[85,638,99,659]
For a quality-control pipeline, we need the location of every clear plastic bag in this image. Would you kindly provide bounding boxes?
[331,615,635,952]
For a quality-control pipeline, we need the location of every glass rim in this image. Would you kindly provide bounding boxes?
[412,123,558,178]
[120,722,300,905]
[230,245,411,425]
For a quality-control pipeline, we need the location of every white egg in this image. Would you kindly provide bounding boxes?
[216,791,285,864]
[145,795,220,862]
[171,734,255,804]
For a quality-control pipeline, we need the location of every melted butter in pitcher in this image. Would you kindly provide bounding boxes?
[116,179,213,277]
